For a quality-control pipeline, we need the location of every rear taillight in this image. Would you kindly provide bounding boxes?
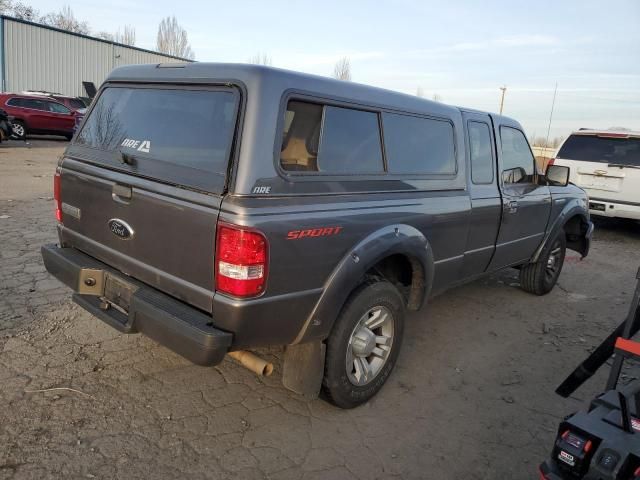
[53,172,62,222]
[215,224,268,297]
[547,158,555,166]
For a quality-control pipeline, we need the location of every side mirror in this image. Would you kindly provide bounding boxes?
[502,166,527,184]
[546,164,570,186]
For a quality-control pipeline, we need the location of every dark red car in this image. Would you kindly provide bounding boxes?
[0,93,81,140]
[21,91,88,112]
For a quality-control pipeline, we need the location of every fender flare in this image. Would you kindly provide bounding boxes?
[531,199,592,263]
[292,224,434,344]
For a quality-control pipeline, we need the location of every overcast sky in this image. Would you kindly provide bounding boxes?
[26,0,640,138]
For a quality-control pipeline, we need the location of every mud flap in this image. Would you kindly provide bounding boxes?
[282,341,326,399]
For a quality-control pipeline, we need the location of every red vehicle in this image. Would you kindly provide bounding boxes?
[21,91,88,112]
[0,93,81,140]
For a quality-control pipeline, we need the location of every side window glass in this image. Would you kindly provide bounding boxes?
[318,106,383,174]
[500,127,535,184]
[24,99,46,111]
[468,121,494,184]
[383,113,456,174]
[280,101,323,172]
[279,101,384,174]
[7,98,21,107]
[48,102,71,114]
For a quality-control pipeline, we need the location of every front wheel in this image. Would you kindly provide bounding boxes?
[322,281,405,408]
[519,231,567,295]
[10,120,26,140]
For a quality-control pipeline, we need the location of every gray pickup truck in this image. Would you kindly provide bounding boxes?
[41,63,593,408]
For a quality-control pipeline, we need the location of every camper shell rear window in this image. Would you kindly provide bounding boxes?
[75,85,239,193]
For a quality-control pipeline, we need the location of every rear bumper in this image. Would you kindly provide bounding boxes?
[589,198,640,220]
[41,244,232,366]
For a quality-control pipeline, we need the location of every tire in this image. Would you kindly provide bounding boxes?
[519,231,567,295]
[322,280,405,408]
[64,134,73,141]
[10,120,26,140]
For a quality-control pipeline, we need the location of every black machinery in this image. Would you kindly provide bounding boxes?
[540,267,640,479]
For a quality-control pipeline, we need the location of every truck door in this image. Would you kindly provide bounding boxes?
[460,111,501,278]
[488,116,552,269]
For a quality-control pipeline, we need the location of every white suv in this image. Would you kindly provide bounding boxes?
[552,129,640,220]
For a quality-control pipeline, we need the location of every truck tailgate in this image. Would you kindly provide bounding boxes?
[58,160,221,312]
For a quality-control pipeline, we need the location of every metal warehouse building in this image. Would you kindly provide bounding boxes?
[0,15,190,97]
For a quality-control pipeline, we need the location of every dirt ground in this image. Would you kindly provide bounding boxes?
[1,140,639,480]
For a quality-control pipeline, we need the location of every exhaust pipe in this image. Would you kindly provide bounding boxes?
[227,350,274,377]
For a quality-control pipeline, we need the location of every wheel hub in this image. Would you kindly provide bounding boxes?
[345,306,395,387]
[351,327,376,357]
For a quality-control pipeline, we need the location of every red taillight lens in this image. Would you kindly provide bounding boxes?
[547,158,555,166]
[53,172,62,222]
[215,224,268,297]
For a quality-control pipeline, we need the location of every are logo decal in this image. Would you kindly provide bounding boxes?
[252,186,271,194]
[287,226,343,240]
[121,138,151,153]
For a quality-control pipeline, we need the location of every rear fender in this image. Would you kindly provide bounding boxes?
[292,224,434,344]
[531,199,592,262]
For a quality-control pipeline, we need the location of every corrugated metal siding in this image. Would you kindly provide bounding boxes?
[3,18,187,97]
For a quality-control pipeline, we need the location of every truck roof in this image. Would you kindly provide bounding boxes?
[106,62,509,123]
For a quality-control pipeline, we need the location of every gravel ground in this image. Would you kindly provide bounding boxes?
[1,141,639,479]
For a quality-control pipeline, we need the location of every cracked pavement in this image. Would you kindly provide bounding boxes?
[1,141,639,479]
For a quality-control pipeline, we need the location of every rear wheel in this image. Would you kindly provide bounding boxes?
[519,231,566,295]
[10,120,25,140]
[322,281,405,408]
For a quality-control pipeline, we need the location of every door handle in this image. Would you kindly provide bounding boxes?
[504,200,519,213]
[112,184,132,204]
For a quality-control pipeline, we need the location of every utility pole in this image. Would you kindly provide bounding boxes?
[499,85,507,114]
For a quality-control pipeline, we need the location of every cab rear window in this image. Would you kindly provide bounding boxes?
[75,86,239,193]
[557,134,640,167]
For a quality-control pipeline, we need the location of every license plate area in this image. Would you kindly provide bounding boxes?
[103,273,138,314]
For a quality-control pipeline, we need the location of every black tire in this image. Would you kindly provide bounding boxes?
[64,134,73,141]
[322,280,405,408]
[519,231,567,295]
[10,120,26,140]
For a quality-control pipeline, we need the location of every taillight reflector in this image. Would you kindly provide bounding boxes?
[215,224,268,297]
[54,172,62,222]
[547,158,555,166]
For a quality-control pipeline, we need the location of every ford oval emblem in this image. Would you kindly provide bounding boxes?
[108,218,134,240]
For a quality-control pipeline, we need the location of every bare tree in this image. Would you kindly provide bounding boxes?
[248,53,272,66]
[95,26,135,45]
[40,5,90,34]
[95,31,114,41]
[333,57,351,81]
[416,86,424,98]
[432,93,443,102]
[156,16,194,60]
[1,0,39,21]
[114,25,136,46]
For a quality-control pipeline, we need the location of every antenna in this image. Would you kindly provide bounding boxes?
[544,82,558,149]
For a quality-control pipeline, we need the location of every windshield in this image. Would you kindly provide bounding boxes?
[75,86,239,193]
[557,134,640,167]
